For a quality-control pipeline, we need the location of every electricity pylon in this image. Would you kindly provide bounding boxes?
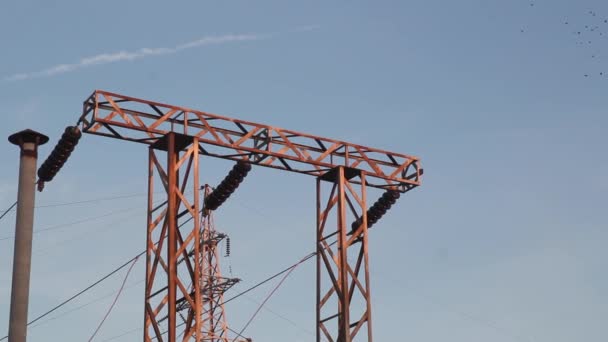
[76,90,422,341]
[196,185,239,341]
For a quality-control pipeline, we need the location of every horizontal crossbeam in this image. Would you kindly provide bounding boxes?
[78,90,422,191]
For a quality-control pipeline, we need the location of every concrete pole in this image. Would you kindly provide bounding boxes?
[7,129,48,342]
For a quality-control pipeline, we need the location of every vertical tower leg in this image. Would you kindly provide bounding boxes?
[144,133,201,341]
[317,167,373,342]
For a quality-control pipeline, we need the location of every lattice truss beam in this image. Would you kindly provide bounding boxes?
[317,167,373,342]
[79,90,421,192]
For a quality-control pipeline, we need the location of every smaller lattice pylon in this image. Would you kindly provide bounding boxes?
[174,185,248,341]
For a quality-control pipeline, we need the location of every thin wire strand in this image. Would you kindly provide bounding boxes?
[4,190,179,212]
[97,327,141,342]
[0,251,145,341]
[0,204,200,340]
[36,193,146,209]
[241,294,315,337]
[0,206,141,241]
[224,252,316,307]
[29,279,145,330]
[0,208,191,341]
[233,254,310,341]
[0,194,314,341]
[87,256,140,342]
[151,251,318,340]
[0,201,17,222]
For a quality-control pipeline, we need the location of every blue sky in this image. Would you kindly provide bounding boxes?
[1,0,607,341]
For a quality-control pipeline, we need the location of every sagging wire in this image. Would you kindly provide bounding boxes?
[231,252,314,341]
[87,256,140,341]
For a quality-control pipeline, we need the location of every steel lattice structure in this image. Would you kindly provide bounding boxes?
[79,90,421,192]
[317,168,374,341]
[144,133,202,341]
[78,90,423,342]
[178,185,241,341]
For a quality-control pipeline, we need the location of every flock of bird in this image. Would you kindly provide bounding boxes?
[526,2,607,78]
[569,10,607,78]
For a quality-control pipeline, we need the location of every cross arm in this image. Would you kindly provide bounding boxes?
[79,90,422,191]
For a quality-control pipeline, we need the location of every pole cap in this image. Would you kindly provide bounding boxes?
[8,129,49,146]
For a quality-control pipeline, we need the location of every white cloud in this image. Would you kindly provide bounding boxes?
[3,33,264,81]
[293,25,322,32]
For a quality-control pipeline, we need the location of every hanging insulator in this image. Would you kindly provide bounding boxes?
[37,126,82,192]
[351,190,401,231]
[225,236,231,257]
[204,161,252,211]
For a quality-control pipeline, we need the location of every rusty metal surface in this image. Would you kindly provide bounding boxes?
[317,167,374,342]
[195,187,237,341]
[79,90,422,192]
[77,90,423,342]
[144,134,202,341]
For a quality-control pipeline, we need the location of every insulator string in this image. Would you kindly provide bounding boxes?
[204,162,251,212]
[37,126,82,192]
[351,190,400,231]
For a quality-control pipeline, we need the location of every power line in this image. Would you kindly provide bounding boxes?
[50,249,317,342]
[151,251,318,340]
[0,185,309,341]
[0,196,313,341]
[0,198,206,339]
[1,193,173,244]
[36,193,146,209]
[2,188,520,341]
[32,212,142,257]
[33,189,193,210]
[15,239,531,342]
[0,206,141,242]
[0,209,197,341]
[0,192,147,218]
[241,293,315,337]
[29,279,145,330]
[21,242,316,341]
[233,253,311,340]
[87,256,140,342]
[223,252,317,307]
[0,189,181,221]
[2,188,328,341]
[0,201,17,222]
[0,251,145,341]
[98,327,141,342]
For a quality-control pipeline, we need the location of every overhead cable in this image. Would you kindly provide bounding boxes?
[87,256,140,341]
[0,251,145,341]
[0,201,17,222]
[233,253,312,340]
